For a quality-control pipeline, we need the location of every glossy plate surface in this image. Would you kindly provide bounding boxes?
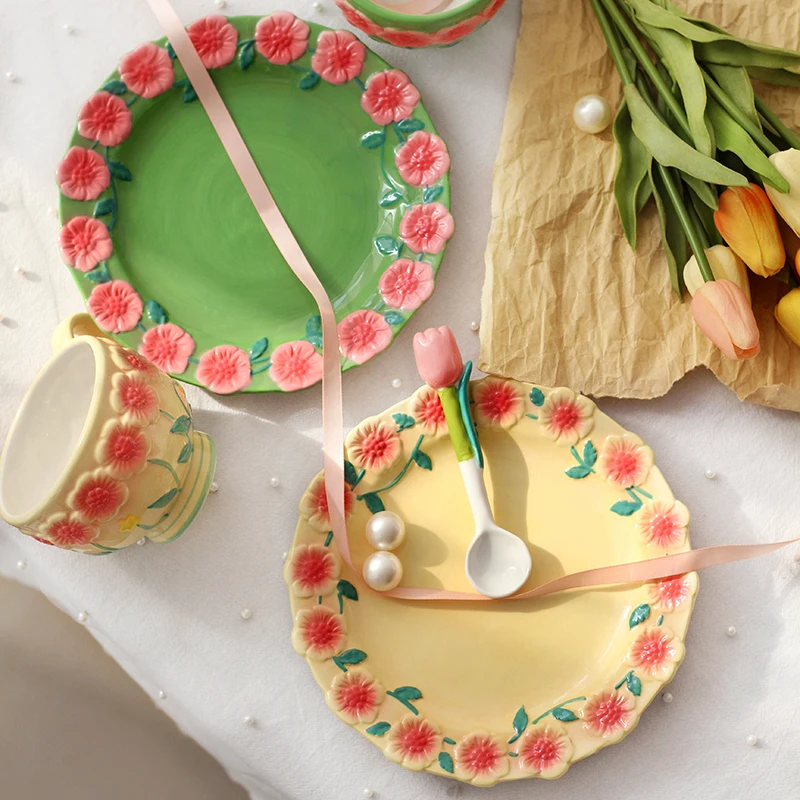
[57,14,451,393]
[287,379,697,784]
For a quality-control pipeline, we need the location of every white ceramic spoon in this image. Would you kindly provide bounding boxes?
[413,327,532,598]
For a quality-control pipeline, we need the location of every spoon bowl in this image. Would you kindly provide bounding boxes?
[465,524,533,599]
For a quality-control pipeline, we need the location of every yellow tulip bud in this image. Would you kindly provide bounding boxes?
[715,183,785,277]
[765,149,800,239]
[775,287,800,347]
[683,245,751,303]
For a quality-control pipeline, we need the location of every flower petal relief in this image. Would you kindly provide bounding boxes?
[326,669,384,724]
[110,372,160,427]
[38,512,99,548]
[56,147,110,201]
[338,310,393,364]
[87,280,143,333]
[95,420,151,479]
[311,30,366,84]
[516,724,573,778]
[111,346,159,378]
[379,259,435,311]
[399,203,454,254]
[472,378,524,429]
[628,627,684,679]
[410,386,447,434]
[255,11,309,64]
[347,421,401,472]
[285,544,340,597]
[269,340,323,391]
[77,92,132,147]
[119,42,174,98]
[59,216,113,273]
[454,731,510,786]
[360,70,420,125]
[648,573,698,611]
[139,323,196,375]
[395,132,450,188]
[538,387,595,445]
[197,345,252,394]
[598,433,654,487]
[299,474,355,532]
[291,606,347,660]
[637,498,689,549]
[186,15,239,69]
[385,716,441,771]
[67,469,129,523]
[582,690,635,742]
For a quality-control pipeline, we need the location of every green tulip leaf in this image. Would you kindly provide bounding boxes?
[707,64,760,127]
[747,66,800,87]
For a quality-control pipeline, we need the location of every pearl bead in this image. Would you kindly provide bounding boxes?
[14,266,24,275]
[312,1,323,9]
[47,207,58,218]
[662,692,673,704]
[209,481,219,493]
[726,625,737,637]
[269,477,280,488]
[746,734,759,747]
[5,71,16,82]
[469,320,480,332]
[16,559,26,570]
[158,690,166,700]
[363,790,375,799]
[391,378,402,389]
[244,715,256,726]
[365,511,406,551]
[704,469,716,480]
[77,611,88,623]
[136,537,147,546]
[362,551,403,591]
[573,94,612,134]
[63,23,74,33]
[282,551,288,561]
[240,608,252,620]
[215,0,227,7]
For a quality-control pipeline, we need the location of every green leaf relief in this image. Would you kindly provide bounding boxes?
[629,603,651,629]
[366,721,391,736]
[344,460,359,486]
[93,197,115,217]
[361,130,385,149]
[565,465,592,480]
[148,487,178,509]
[167,42,177,59]
[551,707,579,722]
[145,299,168,325]
[397,118,425,133]
[249,337,269,360]
[392,413,416,431]
[337,579,358,612]
[182,84,197,103]
[299,71,320,90]
[85,264,111,284]
[529,387,545,406]
[177,441,193,464]
[657,614,664,626]
[384,311,404,325]
[239,40,255,70]
[108,161,133,181]
[387,686,423,715]
[375,236,400,256]
[305,315,323,347]
[422,185,444,204]
[332,648,367,672]
[443,737,456,745]
[102,80,128,95]
[583,440,597,467]
[362,492,385,514]
[626,671,642,696]
[507,706,529,744]
[438,752,454,774]
[412,449,432,471]
[323,531,333,547]
[611,500,641,516]
[170,415,192,435]
[380,191,403,208]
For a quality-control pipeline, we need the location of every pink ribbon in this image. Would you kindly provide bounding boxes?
[146,0,799,602]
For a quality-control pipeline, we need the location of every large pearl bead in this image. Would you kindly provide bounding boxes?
[573,95,612,134]
[362,552,403,592]
[365,511,406,551]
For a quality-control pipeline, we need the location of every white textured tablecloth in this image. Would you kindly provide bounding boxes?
[1,1,799,798]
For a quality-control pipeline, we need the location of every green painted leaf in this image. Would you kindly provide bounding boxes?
[93,197,115,217]
[167,42,177,59]
[380,191,403,208]
[362,492,385,513]
[397,118,425,133]
[392,413,416,431]
[177,441,193,464]
[332,648,367,671]
[583,440,597,467]
[299,70,320,90]
[507,706,528,744]
[384,311,404,325]
[629,603,651,629]
[182,83,197,103]
[84,264,111,284]
[422,185,443,204]
[305,315,323,347]
[149,487,178,509]
[344,460,359,486]
[249,337,268,360]
[366,721,391,736]
[443,737,456,745]
[626,672,643,696]
[657,614,664,626]
[145,299,168,325]
[361,130,386,149]
[102,80,128,95]
[529,387,545,406]
[239,40,255,70]
[413,449,432,471]
[388,686,423,714]
[337,579,358,602]
[611,500,641,516]
[108,161,132,181]
[438,752,454,774]
[565,465,592,479]
[551,707,579,722]
[375,236,400,256]
[170,415,191,435]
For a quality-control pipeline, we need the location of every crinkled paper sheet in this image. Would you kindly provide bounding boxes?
[481,0,800,410]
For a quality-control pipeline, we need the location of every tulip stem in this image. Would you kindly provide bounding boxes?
[686,198,711,251]
[589,0,633,85]
[754,96,800,151]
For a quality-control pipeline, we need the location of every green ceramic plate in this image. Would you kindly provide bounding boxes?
[57,13,452,393]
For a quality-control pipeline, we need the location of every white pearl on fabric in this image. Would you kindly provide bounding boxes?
[662,692,673,704]
[746,735,759,747]
[363,790,375,799]
[16,559,26,570]
[209,481,219,493]
[726,625,737,637]
[282,551,288,561]
[312,1,323,9]
[158,690,167,700]
[470,320,480,332]
[391,378,402,389]
[365,511,406,551]
[47,207,58,218]
[573,95,612,134]
[215,0,227,7]
[704,469,716,480]
[63,24,74,33]
[77,611,88,623]
[269,476,280,488]
[244,715,256,726]
[362,551,403,591]
[136,537,147,546]
[14,266,24,275]
[5,71,16,82]
[240,608,252,620]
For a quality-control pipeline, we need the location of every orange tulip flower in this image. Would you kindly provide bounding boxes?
[714,183,786,278]
[691,279,760,361]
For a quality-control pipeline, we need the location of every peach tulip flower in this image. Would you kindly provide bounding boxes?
[683,245,751,303]
[691,279,760,361]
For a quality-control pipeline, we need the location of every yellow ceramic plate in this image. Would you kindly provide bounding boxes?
[286,378,697,785]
